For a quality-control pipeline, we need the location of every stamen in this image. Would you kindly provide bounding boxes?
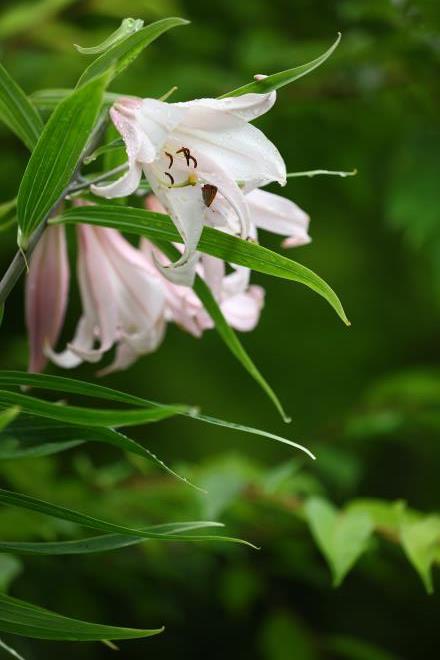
[164,172,175,185]
[165,151,174,169]
[177,147,198,169]
[202,184,218,208]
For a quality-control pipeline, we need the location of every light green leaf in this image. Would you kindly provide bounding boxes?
[0,554,22,592]
[0,592,162,641]
[77,17,189,87]
[400,515,440,593]
[0,390,187,428]
[0,521,224,556]
[75,17,144,54]
[0,487,255,547]
[0,372,312,454]
[0,636,26,660]
[16,70,110,249]
[304,497,373,586]
[0,407,20,432]
[0,0,76,40]
[0,63,43,151]
[55,205,350,325]
[220,33,341,98]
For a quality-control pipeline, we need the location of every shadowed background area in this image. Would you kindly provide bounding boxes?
[0,0,439,658]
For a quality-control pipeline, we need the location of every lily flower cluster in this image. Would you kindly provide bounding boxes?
[26,87,310,375]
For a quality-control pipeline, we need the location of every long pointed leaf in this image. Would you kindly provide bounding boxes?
[0,390,187,427]
[0,372,315,455]
[0,593,162,641]
[55,205,349,325]
[0,488,255,547]
[77,17,189,87]
[17,70,110,248]
[0,522,224,555]
[220,33,341,98]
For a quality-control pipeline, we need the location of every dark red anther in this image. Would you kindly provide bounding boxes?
[202,184,218,207]
[164,171,175,185]
[165,151,174,169]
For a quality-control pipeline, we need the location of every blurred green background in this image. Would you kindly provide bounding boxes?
[1,0,440,658]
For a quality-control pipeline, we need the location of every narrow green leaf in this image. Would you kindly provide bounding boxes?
[0,372,314,454]
[0,415,203,491]
[77,17,189,87]
[400,515,440,594]
[0,390,187,428]
[155,239,292,425]
[0,487,255,548]
[16,71,110,249]
[0,62,43,151]
[75,17,144,55]
[55,205,350,325]
[0,521,224,555]
[304,497,373,586]
[220,33,341,98]
[0,592,162,641]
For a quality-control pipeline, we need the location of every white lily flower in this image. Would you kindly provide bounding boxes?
[46,224,167,375]
[92,91,286,285]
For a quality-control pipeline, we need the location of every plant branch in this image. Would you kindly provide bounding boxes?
[67,163,128,194]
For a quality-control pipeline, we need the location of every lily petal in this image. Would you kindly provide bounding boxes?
[25,225,69,373]
[182,90,276,122]
[246,188,311,247]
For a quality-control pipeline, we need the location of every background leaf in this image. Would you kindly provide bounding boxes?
[400,515,440,594]
[0,62,43,150]
[304,497,373,586]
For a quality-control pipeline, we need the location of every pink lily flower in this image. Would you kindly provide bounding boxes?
[47,224,167,375]
[141,195,265,335]
[25,224,69,373]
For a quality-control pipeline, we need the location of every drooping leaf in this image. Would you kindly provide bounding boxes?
[0,389,187,428]
[54,205,350,325]
[304,497,373,586]
[0,487,255,547]
[74,17,144,55]
[220,33,341,98]
[0,521,225,556]
[16,70,110,249]
[77,17,189,87]
[0,62,43,151]
[155,239,294,425]
[0,372,314,453]
[400,515,440,594]
[0,415,202,491]
[0,592,163,641]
